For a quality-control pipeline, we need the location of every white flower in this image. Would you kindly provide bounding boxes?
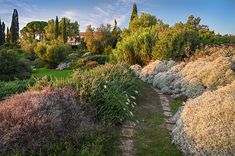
[135,90,139,94]
[126,102,129,105]
[133,102,137,105]
[127,98,130,102]
[104,85,107,89]
[123,108,126,111]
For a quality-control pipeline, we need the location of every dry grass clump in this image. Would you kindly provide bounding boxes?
[139,60,177,84]
[172,81,235,155]
[179,56,235,98]
[0,87,95,153]
[190,45,235,61]
[131,46,235,99]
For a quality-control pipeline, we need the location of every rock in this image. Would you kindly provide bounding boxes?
[56,62,70,70]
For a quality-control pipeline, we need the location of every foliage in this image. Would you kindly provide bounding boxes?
[0,19,5,45]
[0,48,31,81]
[0,88,97,154]
[153,21,201,61]
[30,64,140,125]
[82,55,109,65]
[0,79,34,100]
[113,28,156,65]
[55,16,59,39]
[61,18,67,43]
[72,64,139,124]
[84,23,121,54]
[3,128,119,156]
[20,40,37,59]
[10,9,19,44]
[34,40,71,68]
[129,2,138,27]
[20,21,48,41]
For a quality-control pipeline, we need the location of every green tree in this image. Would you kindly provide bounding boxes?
[45,19,55,40]
[34,40,70,68]
[1,21,5,44]
[129,3,138,27]
[113,28,156,65]
[0,20,2,45]
[84,24,118,54]
[62,18,67,43]
[112,19,122,48]
[55,16,59,39]
[20,21,48,41]
[84,25,96,52]
[6,27,11,44]
[10,9,19,44]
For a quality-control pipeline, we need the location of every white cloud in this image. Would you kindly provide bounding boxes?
[0,0,148,32]
[63,10,78,19]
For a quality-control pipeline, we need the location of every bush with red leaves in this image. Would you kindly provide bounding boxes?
[0,87,96,153]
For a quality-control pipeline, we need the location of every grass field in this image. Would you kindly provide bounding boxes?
[32,68,73,79]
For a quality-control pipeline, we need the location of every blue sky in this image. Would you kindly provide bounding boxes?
[0,0,234,34]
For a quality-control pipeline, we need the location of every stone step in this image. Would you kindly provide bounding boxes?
[162,105,171,111]
[120,139,133,153]
[163,111,173,117]
[121,128,134,138]
[165,118,176,124]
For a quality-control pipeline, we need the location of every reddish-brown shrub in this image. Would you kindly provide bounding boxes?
[0,87,96,153]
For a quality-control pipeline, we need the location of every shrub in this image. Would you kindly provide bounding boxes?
[0,49,32,81]
[34,40,71,68]
[172,81,235,155]
[30,64,140,125]
[113,28,156,65]
[72,63,140,124]
[83,55,109,64]
[0,79,34,100]
[131,46,235,99]
[153,23,200,61]
[0,88,96,153]
[4,128,119,156]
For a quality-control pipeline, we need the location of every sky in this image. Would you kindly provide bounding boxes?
[0,0,235,34]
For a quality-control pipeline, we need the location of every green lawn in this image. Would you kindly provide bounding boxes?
[32,68,73,79]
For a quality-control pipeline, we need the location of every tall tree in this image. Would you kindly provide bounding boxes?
[0,20,2,45]
[55,16,59,39]
[112,19,121,48]
[2,22,5,44]
[62,18,67,43]
[129,3,138,27]
[10,9,19,44]
[6,27,11,44]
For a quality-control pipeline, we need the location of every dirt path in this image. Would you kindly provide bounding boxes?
[120,82,181,156]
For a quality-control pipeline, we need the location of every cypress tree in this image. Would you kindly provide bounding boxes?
[10,9,19,44]
[0,20,2,45]
[2,22,5,44]
[129,3,138,27]
[6,27,10,44]
[55,16,59,39]
[62,18,67,43]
